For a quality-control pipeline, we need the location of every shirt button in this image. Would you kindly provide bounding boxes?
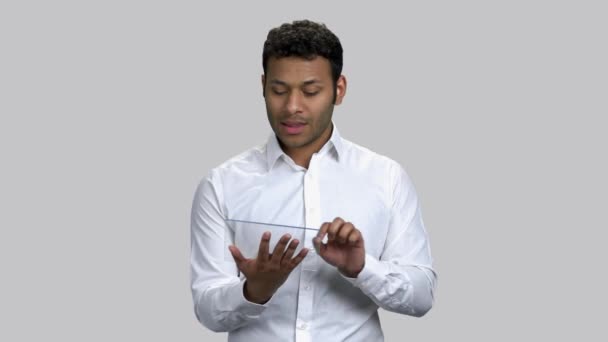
[297,321,308,330]
[304,285,311,290]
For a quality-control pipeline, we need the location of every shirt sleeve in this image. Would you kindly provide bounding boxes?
[190,169,273,332]
[341,162,438,317]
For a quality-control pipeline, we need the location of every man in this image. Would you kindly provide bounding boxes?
[191,20,437,341]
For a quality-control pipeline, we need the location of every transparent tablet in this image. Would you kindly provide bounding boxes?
[224,218,320,262]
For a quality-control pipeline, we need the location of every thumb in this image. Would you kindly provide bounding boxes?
[312,237,327,257]
[229,245,246,268]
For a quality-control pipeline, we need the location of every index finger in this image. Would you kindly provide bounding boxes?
[316,222,331,242]
[257,231,271,260]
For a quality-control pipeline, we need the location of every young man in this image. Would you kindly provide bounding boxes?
[191,20,437,341]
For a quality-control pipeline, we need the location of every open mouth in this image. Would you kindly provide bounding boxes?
[281,122,306,135]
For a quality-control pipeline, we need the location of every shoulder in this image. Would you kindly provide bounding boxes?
[340,137,414,199]
[341,138,404,176]
[216,144,266,173]
[199,143,267,186]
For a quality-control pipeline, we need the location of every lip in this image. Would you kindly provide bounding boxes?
[282,120,307,126]
[281,122,306,135]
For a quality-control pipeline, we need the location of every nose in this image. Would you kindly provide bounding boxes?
[286,91,303,114]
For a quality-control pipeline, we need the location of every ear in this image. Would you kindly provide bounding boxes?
[334,75,347,105]
[261,74,266,98]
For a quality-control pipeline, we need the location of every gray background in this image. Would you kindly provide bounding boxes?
[1,0,606,341]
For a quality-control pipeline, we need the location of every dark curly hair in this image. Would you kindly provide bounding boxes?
[262,20,343,101]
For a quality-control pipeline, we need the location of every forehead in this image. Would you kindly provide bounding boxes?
[266,56,332,84]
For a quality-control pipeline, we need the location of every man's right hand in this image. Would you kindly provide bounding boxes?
[228,231,308,304]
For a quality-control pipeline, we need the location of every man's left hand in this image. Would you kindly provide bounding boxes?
[313,217,365,278]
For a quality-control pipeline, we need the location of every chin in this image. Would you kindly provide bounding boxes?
[279,135,310,148]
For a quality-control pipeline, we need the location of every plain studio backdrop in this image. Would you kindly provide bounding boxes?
[1,1,606,341]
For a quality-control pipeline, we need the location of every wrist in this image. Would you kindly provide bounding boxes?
[244,280,273,304]
[339,262,364,278]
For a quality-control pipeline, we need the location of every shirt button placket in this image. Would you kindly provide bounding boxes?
[295,156,320,342]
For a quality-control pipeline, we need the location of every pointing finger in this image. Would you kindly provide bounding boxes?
[316,222,331,242]
[257,231,271,261]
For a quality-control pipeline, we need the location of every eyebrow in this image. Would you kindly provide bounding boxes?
[269,79,322,86]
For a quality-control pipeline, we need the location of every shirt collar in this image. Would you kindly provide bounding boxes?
[266,121,344,171]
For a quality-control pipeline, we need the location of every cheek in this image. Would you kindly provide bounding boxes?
[310,100,333,119]
[265,100,282,117]
[312,92,334,108]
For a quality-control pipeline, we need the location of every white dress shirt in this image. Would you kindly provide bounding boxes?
[190,123,437,342]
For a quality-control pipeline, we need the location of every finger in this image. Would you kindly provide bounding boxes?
[313,235,325,255]
[316,222,331,242]
[289,247,309,269]
[270,233,292,264]
[281,239,299,266]
[312,235,321,252]
[337,222,354,244]
[228,245,246,268]
[257,231,271,261]
[313,236,332,261]
[347,229,362,246]
[328,217,345,242]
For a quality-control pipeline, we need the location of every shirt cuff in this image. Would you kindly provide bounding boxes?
[340,254,388,289]
[222,278,272,317]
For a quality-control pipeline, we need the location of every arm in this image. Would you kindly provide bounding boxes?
[190,170,269,332]
[341,163,437,317]
[313,164,437,317]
